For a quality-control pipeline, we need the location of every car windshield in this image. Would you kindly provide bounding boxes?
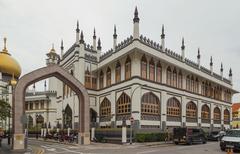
[226,130,240,137]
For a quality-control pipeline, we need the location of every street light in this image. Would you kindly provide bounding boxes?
[129,84,147,145]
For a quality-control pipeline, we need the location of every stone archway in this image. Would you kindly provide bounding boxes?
[12,64,90,150]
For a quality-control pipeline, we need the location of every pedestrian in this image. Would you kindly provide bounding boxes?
[0,130,3,147]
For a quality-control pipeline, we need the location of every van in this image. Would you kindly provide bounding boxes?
[173,127,207,145]
[220,129,240,151]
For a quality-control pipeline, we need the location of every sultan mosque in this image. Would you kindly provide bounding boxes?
[0,8,238,132]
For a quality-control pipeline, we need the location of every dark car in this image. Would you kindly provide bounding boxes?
[173,127,207,145]
[220,129,240,151]
[208,131,226,141]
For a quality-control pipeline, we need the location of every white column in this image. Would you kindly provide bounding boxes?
[181,96,186,126]
[162,64,167,84]
[122,126,127,144]
[197,101,202,125]
[161,91,167,130]
[221,106,224,125]
[91,127,95,141]
[131,85,141,125]
[111,92,116,124]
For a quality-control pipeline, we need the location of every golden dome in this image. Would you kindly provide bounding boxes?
[0,38,21,78]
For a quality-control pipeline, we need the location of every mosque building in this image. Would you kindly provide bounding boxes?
[1,7,238,132]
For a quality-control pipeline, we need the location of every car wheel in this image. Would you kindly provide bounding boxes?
[220,147,225,151]
[202,138,207,144]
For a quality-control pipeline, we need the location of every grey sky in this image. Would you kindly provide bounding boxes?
[0,0,240,102]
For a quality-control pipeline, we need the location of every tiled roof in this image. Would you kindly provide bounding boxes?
[232,103,240,112]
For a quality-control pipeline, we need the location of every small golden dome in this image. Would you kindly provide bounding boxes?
[50,44,55,53]
[0,38,21,78]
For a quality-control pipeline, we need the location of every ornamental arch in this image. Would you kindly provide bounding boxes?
[12,64,90,150]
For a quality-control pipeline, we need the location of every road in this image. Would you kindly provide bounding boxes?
[27,139,232,154]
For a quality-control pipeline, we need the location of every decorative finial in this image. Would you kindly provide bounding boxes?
[61,40,64,50]
[97,38,102,50]
[80,30,84,44]
[161,25,165,39]
[197,48,201,59]
[93,27,96,39]
[181,37,185,50]
[113,25,117,39]
[76,20,80,33]
[229,68,232,77]
[44,80,47,87]
[210,56,213,66]
[2,37,8,52]
[50,43,55,52]
[33,83,35,89]
[133,6,140,23]
[221,63,223,72]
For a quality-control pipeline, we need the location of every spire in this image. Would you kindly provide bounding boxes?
[197,48,201,59]
[229,68,232,77]
[220,63,223,72]
[97,38,102,50]
[93,27,96,39]
[113,25,117,39]
[209,56,213,66]
[44,80,47,91]
[181,37,185,50]
[133,6,140,23]
[80,30,84,44]
[50,43,55,52]
[61,40,64,50]
[76,20,80,33]
[161,25,165,39]
[2,37,8,52]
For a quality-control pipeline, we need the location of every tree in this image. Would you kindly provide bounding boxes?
[0,100,11,121]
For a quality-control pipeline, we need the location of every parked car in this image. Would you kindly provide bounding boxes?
[220,129,240,151]
[173,127,207,145]
[208,131,226,141]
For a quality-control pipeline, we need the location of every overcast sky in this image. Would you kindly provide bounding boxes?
[0,0,240,102]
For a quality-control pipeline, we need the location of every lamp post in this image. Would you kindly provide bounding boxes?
[129,84,147,145]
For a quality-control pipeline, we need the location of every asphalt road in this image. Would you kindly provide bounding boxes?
[27,140,233,154]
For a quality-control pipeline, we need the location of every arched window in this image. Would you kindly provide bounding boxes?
[149,58,155,81]
[99,70,104,89]
[36,115,44,126]
[116,93,131,120]
[167,97,181,118]
[186,75,190,91]
[141,55,147,79]
[125,56,131,79]
[224,109,230,124]
[201,82,205,96]
[156,61,162,83]
[186,102,197,122]
[106,67,111,86]
[214,107,221,124]
[85,68,91,88]
[100,98,111,122]
[141,92,160,120]
[201,104,210,120]
[178,71,182,89]
[195,78,199,93]
[190,76,194,92]
[167,67,172,85]
[172,68,177,87]
[115,61,121,83]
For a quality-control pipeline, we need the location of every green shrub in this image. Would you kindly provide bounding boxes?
[135,132,168,142]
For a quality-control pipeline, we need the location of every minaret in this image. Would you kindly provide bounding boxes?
[197,48,201,68]
[181,37,185,61]
[93,28,96,51]
[161,25,165,51]
[33,83,36,95]
[60,40,64,59]
[113,25,117,51]
[44,80,47,91]
[80,30,84,44]
[133,7,140,39]
[46,44,60,65]
[229,68,232,83]
[76,20,80,44]
[210,56,213,75]
[220,63,223,79]
[97,38,102,62]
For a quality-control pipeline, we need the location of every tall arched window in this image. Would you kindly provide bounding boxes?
[116,93,131,120]
[167,97,181,121]
[172,68,177,87]
[214,107,221,124]
[99,70,104,89]
[195,78,199,93]
[125,56,131,80]
[85,68,91,88]
[190,76,194,92]
[178,71,182,89]
[141,55,147,79]
[201,104,210,123]
[115,61,121,83]
[167,67,172,85]
[149,58,155,81]
[201,82,205,96]
[156,61,162,83]
[141,92,160,120]
[106,67,111,86]
[186,75,190,91]
[224,109,230,124]
[186,102,197,122]
[100,98,111,122]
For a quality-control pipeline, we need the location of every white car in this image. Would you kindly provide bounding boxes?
[220,129,240,151]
